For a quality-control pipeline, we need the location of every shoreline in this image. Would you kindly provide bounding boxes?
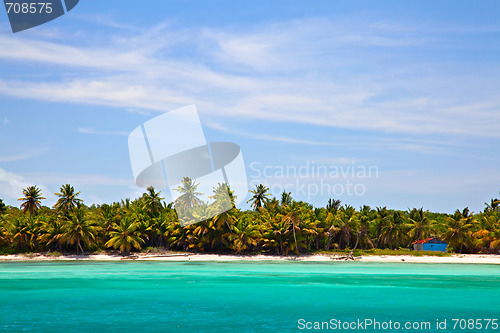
[1,253,500,264]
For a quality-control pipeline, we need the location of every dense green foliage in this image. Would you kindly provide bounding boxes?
[0,184,499,255]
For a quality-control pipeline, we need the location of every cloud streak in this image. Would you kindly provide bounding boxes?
[77,127,128,136]
[0,167,49,203]
[0,147,49,162]
[0,17,499,140]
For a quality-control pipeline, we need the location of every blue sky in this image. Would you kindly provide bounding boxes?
[0,0,499,213]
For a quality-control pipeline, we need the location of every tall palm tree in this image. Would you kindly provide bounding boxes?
[442,209,474,253]
[261,212,287,255]
[407,208,433,243]
[187,185,239,251]
[263,197,280,214]
[334,210,359,249]
[141,186,164,217]
[484,197,500,213]
[488,228,500,253]
[54,184,83,215]
[18,186,45,215]
[326,198,342,213]
[282,204,304,255]
[374,207,389,247]
[6,217,30,251]
[280,191,293,207]
[167,221,191,251]
[357,212,375,250]
[61,209,97,254]
[174,177,203,211]
[472,213,500,253]
[209,183,234,211]
[225,219,261,254]
[153,208,177,248]
[105,217,144,253]
[247,184,271,210]
[0,199,7,215]
[378,211,408,249]
[0,199,7,242]
[39,219,65,252]
[323,212,338,250]
[357,224,375,249]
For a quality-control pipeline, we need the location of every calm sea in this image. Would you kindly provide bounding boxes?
[0,261,499,332]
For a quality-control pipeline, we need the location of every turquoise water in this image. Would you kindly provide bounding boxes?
[0,261,499,332]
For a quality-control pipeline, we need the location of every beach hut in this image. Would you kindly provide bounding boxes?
[412,238,448,252]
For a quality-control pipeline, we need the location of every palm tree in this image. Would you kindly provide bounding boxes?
[225,218,261,254]
[488,228,500,253]
[442,209,474,253]
[61,209,97,253]
[261,213,287,255]
[280,191,293,207]
[0,199,7,215]
[39,219,65,252]
[374,206,389,247]
[484,197,500,213]
[378,211,408,249]
[174,177,203,211]
[189,185,240,251]
[210,205,236,233]
[167,222,191,251]
[334,210,359,249]
[357,212,375,250]
[105,217,144,253]
[407,208,433,244]
[209,183,234,212]
[247,184,271,210]
[54,184,83,215]
[18,186,45,215]
[357,224,375,249]
[323,212,338,250]
[263,197,281,214]
[472,213,500,253]
[282,204,305,255]
[326,198,342,213]
[153,208,177,248]
[6,217,30,251]
[141,186,164,217]
[0,199,7,243]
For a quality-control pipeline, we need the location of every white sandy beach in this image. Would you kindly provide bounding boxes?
[1,253,500,264]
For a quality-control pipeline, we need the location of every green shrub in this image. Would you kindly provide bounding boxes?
[0,247,16,255]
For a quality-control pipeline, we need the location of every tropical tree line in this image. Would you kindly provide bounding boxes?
[0,181,499,255]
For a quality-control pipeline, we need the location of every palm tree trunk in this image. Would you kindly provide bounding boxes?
[77,237,84,254]
[292,224,298,256]
[348,232,360,259]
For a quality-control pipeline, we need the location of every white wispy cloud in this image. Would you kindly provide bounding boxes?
[0,168,135,206]
[22,172,133,186]
[0,147,49,162]
[205,121,469,154]
[0,167,49,203]
[204,121,340,146]
[0,17,499,140]
[77,127,129,136]
[72,12,138,31]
